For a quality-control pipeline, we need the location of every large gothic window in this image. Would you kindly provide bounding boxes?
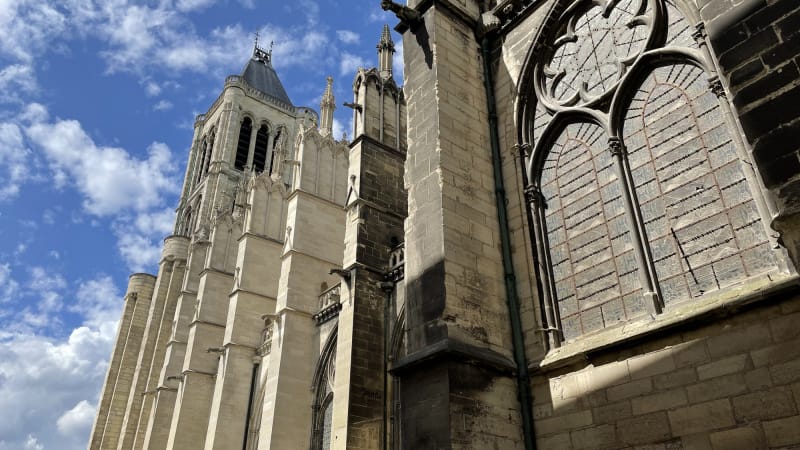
[525,0,782,344]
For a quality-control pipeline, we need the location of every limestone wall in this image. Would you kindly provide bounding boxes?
[531,292,800,449]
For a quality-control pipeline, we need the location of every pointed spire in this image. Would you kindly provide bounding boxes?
[377,24,395,80]
[319,76,335,137]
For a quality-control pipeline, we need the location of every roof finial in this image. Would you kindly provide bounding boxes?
[252,34,272,65]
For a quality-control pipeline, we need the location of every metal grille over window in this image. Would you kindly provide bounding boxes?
[525,0,781,345]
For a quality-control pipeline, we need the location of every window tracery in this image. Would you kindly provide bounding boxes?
[525,0,782,344]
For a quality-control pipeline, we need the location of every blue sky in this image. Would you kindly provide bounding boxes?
[0,1,401,449]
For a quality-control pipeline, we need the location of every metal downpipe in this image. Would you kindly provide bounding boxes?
[480,36,537,450]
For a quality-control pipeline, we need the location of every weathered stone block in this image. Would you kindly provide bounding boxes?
[570,424,616,450]
[607,378,653,403]
[617,412,671,445]
[628,350,676,380]
[697,354,749,380]
[732,389,797,421]
[763,414,800,447]
[668,399,736,436]
[631,389,689,415]
[686,373,747,403]
[709,426,764,450]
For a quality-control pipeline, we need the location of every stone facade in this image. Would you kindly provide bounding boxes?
[89,1,800,449]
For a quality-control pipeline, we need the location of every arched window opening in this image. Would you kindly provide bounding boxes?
[202,131,215,178]
[236,117,253,170]
[524,0,783,346]
[253,124,269,173]
[311,328,337,450]
[182,209,193,236]
[195,137,208,184]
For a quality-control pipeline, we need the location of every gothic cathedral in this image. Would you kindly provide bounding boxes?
[90,1,800,449]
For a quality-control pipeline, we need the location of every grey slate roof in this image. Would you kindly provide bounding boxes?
[241,50,292,106]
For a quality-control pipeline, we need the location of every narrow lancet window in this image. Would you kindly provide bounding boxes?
[253,124,269,173]
[236,117,253,170]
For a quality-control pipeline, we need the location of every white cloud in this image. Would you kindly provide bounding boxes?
[144,81,161,97]
[0,274,122,450]
[57,400,95,439]
[153,99,173,111]
[28,266,67,293]
[0,64,37,103]
[0,263,19,303]
[175,0,217,12]
[331,118,349,141]
[0,2,68,62]
[72,275,122,334]
[23,435,43,450]
[339,52,368,76]
[394,39,404,83]
[336,30,360,44]
[114,230,163,273]
[26,118,179,216]
[0,121,33,200]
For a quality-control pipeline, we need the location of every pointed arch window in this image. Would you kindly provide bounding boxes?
[236,117,253,170]
[311,328,337,450]
[253,124,269,173]
[524,0,784,345]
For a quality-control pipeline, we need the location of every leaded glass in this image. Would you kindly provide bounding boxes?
[527,0,781,343]
[540,123,643,340]
[542,0,653,105]
[622,63,774,306]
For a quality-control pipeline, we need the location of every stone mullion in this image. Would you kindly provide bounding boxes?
[525,185,562,348]
[609,137,663,316]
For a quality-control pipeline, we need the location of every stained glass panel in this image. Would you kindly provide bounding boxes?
[622,63,775,306]
[540,123,643,340]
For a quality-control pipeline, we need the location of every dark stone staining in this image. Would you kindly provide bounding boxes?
[406,259,448,351]
[717,26,778,71]
[732,62,799,109]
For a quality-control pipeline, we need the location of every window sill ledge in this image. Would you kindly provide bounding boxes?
[532,272,800,373]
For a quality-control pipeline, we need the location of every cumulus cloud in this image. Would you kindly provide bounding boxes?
[339,52,368,76]
[0,64,37,103]
[0,274,122,450]
[12,104,181,271]
[336,30,359,44]
[26,118,179,216]
[57,400,96,439]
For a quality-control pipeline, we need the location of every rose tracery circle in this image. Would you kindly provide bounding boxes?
[539,0,655,108]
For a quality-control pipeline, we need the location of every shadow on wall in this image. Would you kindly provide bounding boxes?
[531,292,800,449]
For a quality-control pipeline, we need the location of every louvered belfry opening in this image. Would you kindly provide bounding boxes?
[236,117,253,170]
[253,124,269,173]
